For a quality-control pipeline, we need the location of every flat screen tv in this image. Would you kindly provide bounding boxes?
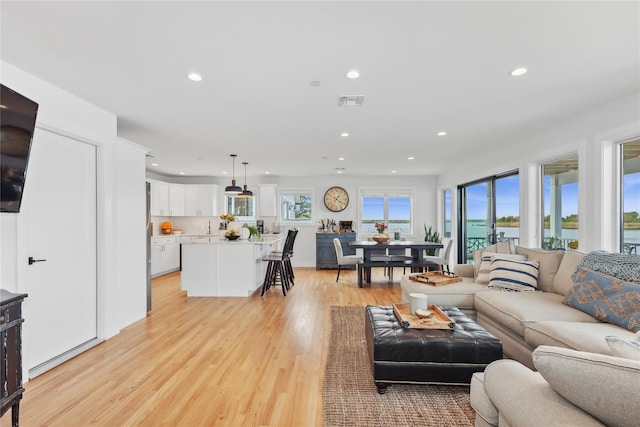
[0,84,38,213]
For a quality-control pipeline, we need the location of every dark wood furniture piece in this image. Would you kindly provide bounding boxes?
[316,232,356,269]
[349,240,443,287]
[1,289,27,427]
[365,305,503,394]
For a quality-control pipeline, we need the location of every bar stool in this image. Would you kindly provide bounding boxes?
[261,229,297,296]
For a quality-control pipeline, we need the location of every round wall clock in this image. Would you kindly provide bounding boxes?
[324,186,349,212]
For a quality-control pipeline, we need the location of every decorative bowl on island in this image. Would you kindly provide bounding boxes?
[226,235,240,240]
[372,235,389,244]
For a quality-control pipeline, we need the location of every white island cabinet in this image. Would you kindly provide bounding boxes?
[181,235,286,297]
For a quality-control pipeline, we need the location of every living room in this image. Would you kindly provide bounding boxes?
[1,2,639,426]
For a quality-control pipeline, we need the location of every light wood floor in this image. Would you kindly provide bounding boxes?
[3,267,403,427]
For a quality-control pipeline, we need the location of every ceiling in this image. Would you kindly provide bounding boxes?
[1,1,639,178]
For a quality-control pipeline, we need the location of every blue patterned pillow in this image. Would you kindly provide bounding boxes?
[564,267,640,332]
[488,258,539,292]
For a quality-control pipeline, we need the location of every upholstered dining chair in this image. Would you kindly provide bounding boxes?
[423,238,453,272]
[333,238,362,282]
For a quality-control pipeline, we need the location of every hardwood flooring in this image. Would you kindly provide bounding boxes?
[3,267,403,427]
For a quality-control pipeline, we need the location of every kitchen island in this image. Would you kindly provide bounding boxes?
[181,235,286,297]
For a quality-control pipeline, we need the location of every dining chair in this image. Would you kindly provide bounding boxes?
[333,238,362,282]
[423,238,453,272]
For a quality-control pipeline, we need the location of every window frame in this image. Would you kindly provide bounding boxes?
[225,194,256,221]
[358,187,415,236]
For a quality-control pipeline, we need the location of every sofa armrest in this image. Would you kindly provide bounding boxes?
[483,360,604,427]
[454,263,474,278]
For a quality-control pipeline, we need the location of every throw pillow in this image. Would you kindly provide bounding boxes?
[472,241,516,278]
[572,250,640,284]
[563,267,640,332]
[488,258,539,292]
[533,345,640,427]
[476,253,527,285]
[606,336,640,361]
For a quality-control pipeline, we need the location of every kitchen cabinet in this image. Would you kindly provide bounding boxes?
[149,179,169,216]
[169,184,185,216]
[184,185,217,217]
[259,184,277,217]
[151,236,180,277]
[316,232,356,269]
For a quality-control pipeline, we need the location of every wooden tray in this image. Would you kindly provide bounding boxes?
[393,303,455,329]
[408,271,463,286]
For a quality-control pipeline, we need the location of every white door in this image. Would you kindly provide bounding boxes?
[22,129,97,375]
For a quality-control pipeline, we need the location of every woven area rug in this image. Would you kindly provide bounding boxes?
[323,306,475,427]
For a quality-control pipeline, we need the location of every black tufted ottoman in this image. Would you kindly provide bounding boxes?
[365,305,502,394]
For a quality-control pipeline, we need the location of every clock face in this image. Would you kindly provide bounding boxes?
[324,186,349,212]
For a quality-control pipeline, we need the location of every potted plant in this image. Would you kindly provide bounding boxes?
[424,224,441,256]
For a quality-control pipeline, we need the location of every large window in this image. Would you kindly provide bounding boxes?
[443,189,451,238]
[458,171,519,263]
[226,195,255,220]
[541,155,579,250]
[621,139,640,254]
[360,189,413,234]
[280,190,313,223]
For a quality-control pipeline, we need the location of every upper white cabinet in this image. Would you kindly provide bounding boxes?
[169,184,185,216]
[184,185,217,217]
[259,184,278,217]
[149,179,169,216]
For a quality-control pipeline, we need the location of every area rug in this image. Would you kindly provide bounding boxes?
[323,306,475,427]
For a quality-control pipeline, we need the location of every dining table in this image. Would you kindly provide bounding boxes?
[348,240,443,287]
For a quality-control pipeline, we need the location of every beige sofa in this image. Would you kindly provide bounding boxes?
[400,244,639,369]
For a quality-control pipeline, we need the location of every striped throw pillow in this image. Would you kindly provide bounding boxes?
[476,253,527,284]
[488,258,540,292]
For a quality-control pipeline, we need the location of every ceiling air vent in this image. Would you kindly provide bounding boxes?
[337,95,365,107]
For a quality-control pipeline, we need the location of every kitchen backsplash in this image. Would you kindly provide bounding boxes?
[151,216,277,236]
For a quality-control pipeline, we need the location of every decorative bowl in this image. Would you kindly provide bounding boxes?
[372,236,389,244]
[226,235,240,241]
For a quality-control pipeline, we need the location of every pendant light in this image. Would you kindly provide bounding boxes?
[238,162,253,198]
[224,154,242,195]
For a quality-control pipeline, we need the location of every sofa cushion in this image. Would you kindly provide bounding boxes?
[533,345,640,427]
[476,253,527,284]
[484,359,605,427]
[572,250,640,284]
[473,240,515,278]
[606,335,640,361]
[488,258,540,292]
[563,267,640,332]
[475,291,598,337]
[551,249,585,295]
[524,320,635,355]
[515,246,564,292]
[469,372,498,427]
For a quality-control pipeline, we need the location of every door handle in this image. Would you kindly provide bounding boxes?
[28,256,47,265]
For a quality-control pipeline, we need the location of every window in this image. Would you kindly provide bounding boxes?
[226,195,256,220]
[360,189,413,234]
[458,171,519,263]
[443,189,451,238]
[541,155,579,250]
[621,139,640,254]
[280,190,313,223]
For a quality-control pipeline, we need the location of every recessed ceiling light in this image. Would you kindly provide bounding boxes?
[391,170,397,174]
[151,163,159,167]
[222,171,228,175]
[179,172,185,175]
[338,157,345,161]
[187,73,202,81]
[341,132,349,137]
[510,67,528,76]
[437,131,447,136]
[408,157,415,160]
[265,171,271,174]
[346,70,360,79]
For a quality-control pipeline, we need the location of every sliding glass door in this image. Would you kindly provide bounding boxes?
[621,139,640,254]
[458,172,519,263]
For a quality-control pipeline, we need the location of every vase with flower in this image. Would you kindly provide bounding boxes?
[373,222,390,243]
[219,213,235,230]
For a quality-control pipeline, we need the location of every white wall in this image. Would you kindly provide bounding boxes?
[146,173,438,267]
[437,91,640,258]
[1,62,148,347]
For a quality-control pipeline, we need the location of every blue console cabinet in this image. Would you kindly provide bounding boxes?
[316,232,356,269]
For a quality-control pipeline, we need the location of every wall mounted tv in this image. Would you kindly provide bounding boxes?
[0,84,39,213]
